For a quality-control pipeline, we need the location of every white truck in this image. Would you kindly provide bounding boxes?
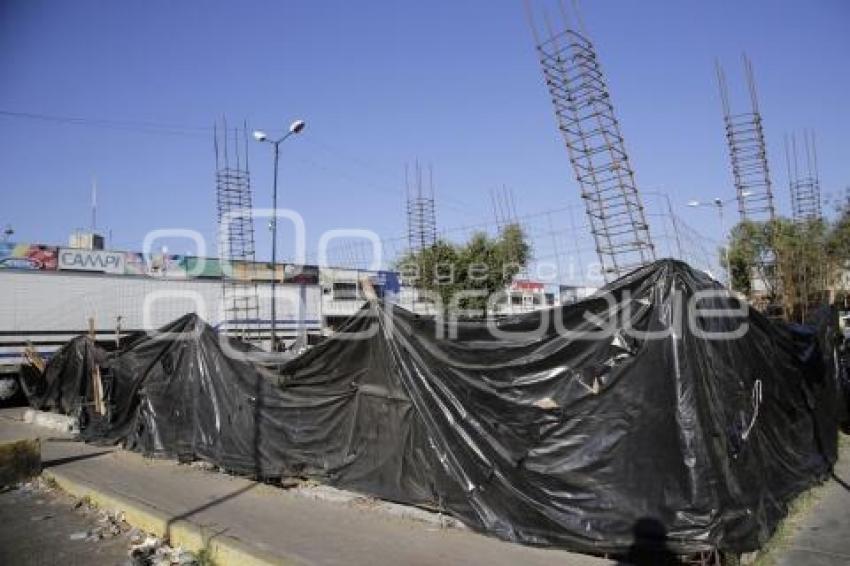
[0,267,324,401]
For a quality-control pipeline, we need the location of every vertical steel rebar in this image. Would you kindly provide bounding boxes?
[527,1,655,281]
[716,56,776,222]
[214,118,260,342]
[786,129,822,222]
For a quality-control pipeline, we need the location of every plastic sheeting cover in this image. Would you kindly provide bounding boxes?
[21,335,107,416]
[30,260,841,555]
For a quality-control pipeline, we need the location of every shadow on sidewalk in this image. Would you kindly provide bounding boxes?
[42,450,112,468]
[164,482,259,543]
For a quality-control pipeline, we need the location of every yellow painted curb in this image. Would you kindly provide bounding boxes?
[43,468,296,566]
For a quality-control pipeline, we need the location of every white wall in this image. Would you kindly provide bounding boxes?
[0,270,320,332]
[0,269,321,364]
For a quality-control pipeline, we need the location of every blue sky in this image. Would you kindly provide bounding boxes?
[1,0,848,275]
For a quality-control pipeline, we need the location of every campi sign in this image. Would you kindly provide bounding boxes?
[58,248,125,274]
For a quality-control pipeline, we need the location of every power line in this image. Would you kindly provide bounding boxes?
[0,109,210,137]
[303,135,481,213]
[0,109,513,220]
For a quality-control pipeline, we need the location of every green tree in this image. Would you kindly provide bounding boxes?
[727,213,847,321]
[727,220,768,296]
[397,223,531,315]
[827,203,850,307]
[774,219,831,321]
[827,203,850,262]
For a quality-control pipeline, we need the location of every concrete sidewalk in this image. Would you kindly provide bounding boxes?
[0,409,610,566]
[773,435,850,566]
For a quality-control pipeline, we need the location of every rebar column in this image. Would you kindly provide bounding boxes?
[716,56,776,222]
[214,118,260,340]
[785,130,822,222]
[529,9,654,281]
[406,162,437,253]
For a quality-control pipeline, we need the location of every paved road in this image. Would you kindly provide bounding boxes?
[0,408,610,566]
[8,405,846,565]
[0,481,134,565]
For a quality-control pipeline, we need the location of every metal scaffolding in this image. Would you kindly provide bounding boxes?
[716,55,776,222]
[785,130,822,222]
[214,118,260,339]
[527,2,655,281]
[406,162,437,253]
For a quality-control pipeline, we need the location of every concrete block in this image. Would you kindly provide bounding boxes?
[23,409,79,434]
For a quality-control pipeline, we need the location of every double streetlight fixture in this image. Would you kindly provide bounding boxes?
[253,119,306,352]
[687,191,751,286]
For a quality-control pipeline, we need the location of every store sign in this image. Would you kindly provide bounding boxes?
[283,264,319,284]
[511,280,544,292]
[124,252,211,278]
[0,243,58,270]
[58,248,125,274]
[371,271,401,293]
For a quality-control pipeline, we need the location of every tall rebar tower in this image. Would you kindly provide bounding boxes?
[490,185,519,231]
[214,118,260,339]
[406,162,437,253]
[716,55,776,222]
[784,130,821,222]
[527,2,655,281]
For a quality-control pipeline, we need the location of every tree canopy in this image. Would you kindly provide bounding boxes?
[397,223,531,315]
[726,203,850,321]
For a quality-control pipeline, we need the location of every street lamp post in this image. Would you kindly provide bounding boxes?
[253,119,306,352]
[688,192,750,286]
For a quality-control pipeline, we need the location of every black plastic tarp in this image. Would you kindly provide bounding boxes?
[29,260,841,555]
[21,335,108,416]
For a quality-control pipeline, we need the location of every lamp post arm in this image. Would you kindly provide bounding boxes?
[275,131,294,145]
